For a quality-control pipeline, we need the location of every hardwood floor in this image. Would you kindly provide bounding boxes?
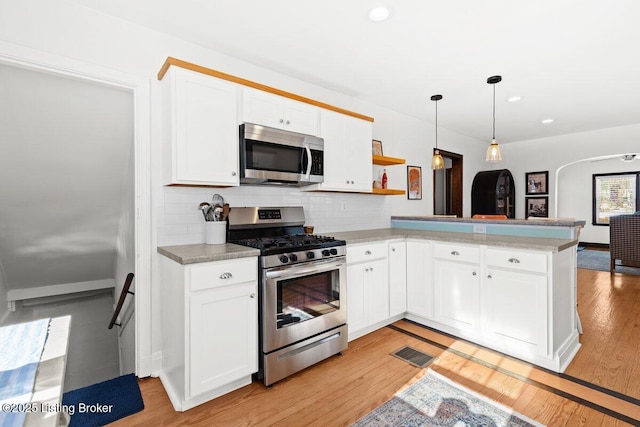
[115,268,640,426]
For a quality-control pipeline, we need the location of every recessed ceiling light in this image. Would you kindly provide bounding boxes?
[506,96,522,103]
[541,119,554,124]
[369,7,393,22]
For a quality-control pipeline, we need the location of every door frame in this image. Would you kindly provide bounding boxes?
[0,41,153,377]
[432,149,463,218]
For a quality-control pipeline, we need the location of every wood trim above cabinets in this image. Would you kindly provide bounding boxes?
[157,57,374,122]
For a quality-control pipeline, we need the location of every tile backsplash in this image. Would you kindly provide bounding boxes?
[158,185,392,246]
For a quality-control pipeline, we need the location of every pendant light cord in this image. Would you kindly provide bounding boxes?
[492,83,496,140]
[435,99,438,149]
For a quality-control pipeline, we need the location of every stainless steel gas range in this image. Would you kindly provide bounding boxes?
[228,207,348,386]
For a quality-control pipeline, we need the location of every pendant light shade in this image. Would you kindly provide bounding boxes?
[431,94,445,170]
[486,75,503,162]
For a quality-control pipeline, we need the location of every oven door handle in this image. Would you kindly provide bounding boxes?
[265,259,345,280]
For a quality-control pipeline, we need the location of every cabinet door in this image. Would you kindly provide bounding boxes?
[242,88,319,135]
[389,242,407,317]
[433,259,480,332]
[346,264,367,333]
[172,68,239,185]
[189,282,257,398]
[367,259,389,325]
[406,241,434,319]
[319,109,373,192]
[483,268,548,356]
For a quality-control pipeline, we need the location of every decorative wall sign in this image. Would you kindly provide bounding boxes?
[407,165,422,200]
[526,196,549,218]
[525,171,549,195]
[372,139,383,156]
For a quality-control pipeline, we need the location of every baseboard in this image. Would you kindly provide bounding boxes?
[579,241,609,250]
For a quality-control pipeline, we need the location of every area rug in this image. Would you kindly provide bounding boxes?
[62,373,144,427]
[352,369,544,427]
[577,249,640,275]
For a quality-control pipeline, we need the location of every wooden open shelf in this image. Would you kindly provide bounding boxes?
[371,188,406,195]
[372,155,406,166]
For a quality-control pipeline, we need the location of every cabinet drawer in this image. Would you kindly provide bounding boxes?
[433,242,480,264]
[347,242,388,264]
[189,257,258,292]
[486,248,547,273]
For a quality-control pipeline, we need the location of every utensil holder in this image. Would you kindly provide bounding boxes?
[205,221,227,244]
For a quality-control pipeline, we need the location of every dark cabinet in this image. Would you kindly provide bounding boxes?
[471,169,515,218]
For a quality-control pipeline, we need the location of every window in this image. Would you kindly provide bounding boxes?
[592,172,639,225]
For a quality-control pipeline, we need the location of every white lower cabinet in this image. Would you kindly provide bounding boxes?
[433,259,480,333]
[405,241,434,319]
[388,242,407,317]
[347,243,389,340]
[160,256,258,411]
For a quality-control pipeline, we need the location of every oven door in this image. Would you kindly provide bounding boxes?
[263,257,346,353]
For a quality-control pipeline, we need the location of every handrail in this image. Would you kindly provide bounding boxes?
[109,273,135,329]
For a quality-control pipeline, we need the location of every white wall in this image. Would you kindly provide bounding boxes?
[0,0,488,367]
[495,124,640,221]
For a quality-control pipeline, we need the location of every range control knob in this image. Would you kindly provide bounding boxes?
[279,255,289,264]
[322,249,331,257]
[289,254,298,262]
[306,251,315,259]
[330,248,338,255]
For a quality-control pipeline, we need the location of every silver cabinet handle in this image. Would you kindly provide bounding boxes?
[508,258,520,264]
[219,272,233,279]
[487,274,493,279]
[392,248,396,252]
[370,267,374,271]
[250,293,255,298]
[286,120,290,125]
[472,271,477,276]
[351,180,354,184]
[451,251,460,256]
[279,118,284,123]
[365,250,372,255]
[231,171,237,176]
[346,180,350,184]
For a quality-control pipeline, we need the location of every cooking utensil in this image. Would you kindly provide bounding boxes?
[198,202,211,221]
[212,194,225,208]
[221,203,230,221]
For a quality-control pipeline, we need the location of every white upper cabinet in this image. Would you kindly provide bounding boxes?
[317,109,373,192]
[242,88,319,136]
[163,67,240,186]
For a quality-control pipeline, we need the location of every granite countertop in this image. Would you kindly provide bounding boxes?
[158,243,260,265]
[329,228,578,252]
[392,216,586,227]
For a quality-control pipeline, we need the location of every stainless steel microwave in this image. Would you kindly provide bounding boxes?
[239,123,324,186]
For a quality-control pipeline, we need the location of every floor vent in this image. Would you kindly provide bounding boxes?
[391,346,434,368]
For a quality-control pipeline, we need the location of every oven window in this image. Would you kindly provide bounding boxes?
[246,139,303,174]
[276,271,339,329]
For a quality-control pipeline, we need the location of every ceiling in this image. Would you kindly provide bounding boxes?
[0,63,133,290]
[70,0,640,143]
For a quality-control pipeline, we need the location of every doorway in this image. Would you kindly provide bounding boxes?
[433,149,463,217]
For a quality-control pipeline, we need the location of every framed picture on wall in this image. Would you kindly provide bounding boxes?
[372,139,383,156]
[525,196,549,218]
[525,171,549,195]
[407,165,422,200]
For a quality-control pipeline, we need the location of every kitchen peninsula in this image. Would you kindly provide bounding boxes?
[330,215,584,373]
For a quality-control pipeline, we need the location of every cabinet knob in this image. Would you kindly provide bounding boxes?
[472,271,477,276]
[487,274,493,279]
[231,171,237,176]
[286,120,290,125]
[365,250,372,255]
[370,267,374,271]
[351,180,355,184]
[451,251,460,256]
[392,248,396,252]
[250,293,255,298]
[219,272,233,279]
[279,118,284,123]
[346,180,350,184]
[508,258,520,264]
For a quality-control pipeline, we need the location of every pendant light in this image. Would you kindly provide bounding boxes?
[430,94,445,170]
[486,75,503,162]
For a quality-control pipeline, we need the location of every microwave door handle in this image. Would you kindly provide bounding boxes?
[304,144,312,179]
